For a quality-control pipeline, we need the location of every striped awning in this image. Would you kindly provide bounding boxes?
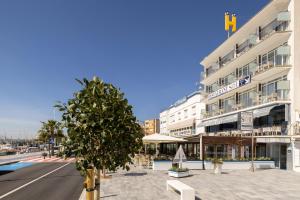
[202,114,238,127]
[253,105,277,118]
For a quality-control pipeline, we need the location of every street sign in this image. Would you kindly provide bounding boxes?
[49,138,54,144]
[240,111,253,131]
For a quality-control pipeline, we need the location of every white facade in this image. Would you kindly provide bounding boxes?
[160,91,205,137]
[200,0,300,171]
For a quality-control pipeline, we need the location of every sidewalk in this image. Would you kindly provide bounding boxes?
[0,152,43,165]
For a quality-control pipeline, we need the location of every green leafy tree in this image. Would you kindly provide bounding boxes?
[56,76,143,175]
[37,120,65,156]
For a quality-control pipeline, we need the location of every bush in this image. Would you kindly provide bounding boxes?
[212,158,223,165]
[168,166,189,172]
[42,152,48,158]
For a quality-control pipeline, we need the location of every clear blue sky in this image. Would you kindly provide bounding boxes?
[0,0,269,138]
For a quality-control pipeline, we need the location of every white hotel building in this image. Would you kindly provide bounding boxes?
[160,91,205,137]
[200,0,300,171]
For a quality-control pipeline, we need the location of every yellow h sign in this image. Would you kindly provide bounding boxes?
[225,12,236,32]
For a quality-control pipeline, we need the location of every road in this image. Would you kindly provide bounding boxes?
[0,162,83,200]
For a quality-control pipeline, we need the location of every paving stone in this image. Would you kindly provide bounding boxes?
[100,167,300,200]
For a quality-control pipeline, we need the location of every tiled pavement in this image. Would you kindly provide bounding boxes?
[100,167,300,200]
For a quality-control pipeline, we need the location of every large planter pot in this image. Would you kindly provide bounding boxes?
[168,170,189,178]
[214,163,222,174]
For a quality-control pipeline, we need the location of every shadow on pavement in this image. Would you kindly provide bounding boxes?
[100,194,118,198]
[124,172,147,176]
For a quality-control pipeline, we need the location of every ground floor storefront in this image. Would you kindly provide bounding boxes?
[157,136,254,161]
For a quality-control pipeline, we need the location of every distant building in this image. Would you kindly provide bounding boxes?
[143,119,160,135]
[160,91,205,137]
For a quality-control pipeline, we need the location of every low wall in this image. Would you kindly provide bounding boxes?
[153,160,275,170]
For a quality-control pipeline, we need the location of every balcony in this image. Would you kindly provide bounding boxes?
[203,90,290,119]
[202,26,291,85]
[210,126,284,137]
[204,54,291,104]
[252,63,291,82]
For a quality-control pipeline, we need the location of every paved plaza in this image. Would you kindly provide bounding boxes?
[100,167,300,200]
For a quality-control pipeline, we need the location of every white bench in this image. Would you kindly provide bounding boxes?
[166,180,195,200]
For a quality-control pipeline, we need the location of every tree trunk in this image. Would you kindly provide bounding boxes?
[95,169,101,200]
[48,142,51,158]
[51,132,54,156]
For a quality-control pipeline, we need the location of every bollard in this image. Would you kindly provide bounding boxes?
[86,168,95,200]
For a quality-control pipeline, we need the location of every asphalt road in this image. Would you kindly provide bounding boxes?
[0,162,83,200]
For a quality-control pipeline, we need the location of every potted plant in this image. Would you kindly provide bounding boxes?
[168,166,189,178]
[212,158,223,174]
[42,152,48,159]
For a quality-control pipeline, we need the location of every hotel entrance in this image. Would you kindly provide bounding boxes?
[257,142,288,169]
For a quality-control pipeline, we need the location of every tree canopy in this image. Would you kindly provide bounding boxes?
[56,77,143,173]
[37,120,65,155]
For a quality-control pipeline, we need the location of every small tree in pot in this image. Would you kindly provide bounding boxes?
[57,77,143,200]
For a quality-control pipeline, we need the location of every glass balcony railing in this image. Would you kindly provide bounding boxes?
[260,20,289,40]
[203,90,290,119]
[204,19,289,79]
[220,50,235,67]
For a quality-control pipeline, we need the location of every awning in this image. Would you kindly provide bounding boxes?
[253,105,277,118]
[167,118,195,130]
[202,114,238,127]
[142,133,187,144]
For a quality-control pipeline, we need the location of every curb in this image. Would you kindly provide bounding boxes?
[78,189,86,200]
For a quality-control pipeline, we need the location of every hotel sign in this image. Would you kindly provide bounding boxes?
[208,75,251,100]
[240,111,253,131]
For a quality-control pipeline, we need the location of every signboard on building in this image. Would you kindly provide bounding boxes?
[240,111,253,131]
[208,75,251,100]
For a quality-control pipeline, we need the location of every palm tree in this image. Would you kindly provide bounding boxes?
[37,120,65,157]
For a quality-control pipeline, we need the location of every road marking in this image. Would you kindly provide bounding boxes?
[0,162,70,199]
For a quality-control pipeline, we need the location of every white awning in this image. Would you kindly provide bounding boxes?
[253,105,277,118]
[202,114,238,127]
[142,133,187,144]
[167,118,195,130]
[256,137,290,143]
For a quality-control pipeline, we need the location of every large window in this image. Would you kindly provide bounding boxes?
[261,44,289,67]
[224,96,235,113]
[238,88,257,108]
[261,76,289,103]
[238,60,257,78]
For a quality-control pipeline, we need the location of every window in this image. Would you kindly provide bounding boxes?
[192,106,196,116]
[238,88,256,108]
[261,76,289,102]
[177,112,181,121]
[184,109,188,118]
[238,60,257,78]
[224,96,235,113]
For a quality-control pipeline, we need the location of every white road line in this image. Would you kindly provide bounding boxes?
[0,162,70,199]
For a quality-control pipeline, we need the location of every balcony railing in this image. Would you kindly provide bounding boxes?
[204,19,289,79]
[210,125,283,136]
[203,91,290,119]
[220,50,235,67]
[260,20,289,40]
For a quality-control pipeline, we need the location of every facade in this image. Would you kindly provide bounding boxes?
[200,0,300,171]
[143,119,160,135]
[160,91,205,137]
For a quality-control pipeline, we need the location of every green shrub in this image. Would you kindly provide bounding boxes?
[212,158,223,164]
[168,166,189,172]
